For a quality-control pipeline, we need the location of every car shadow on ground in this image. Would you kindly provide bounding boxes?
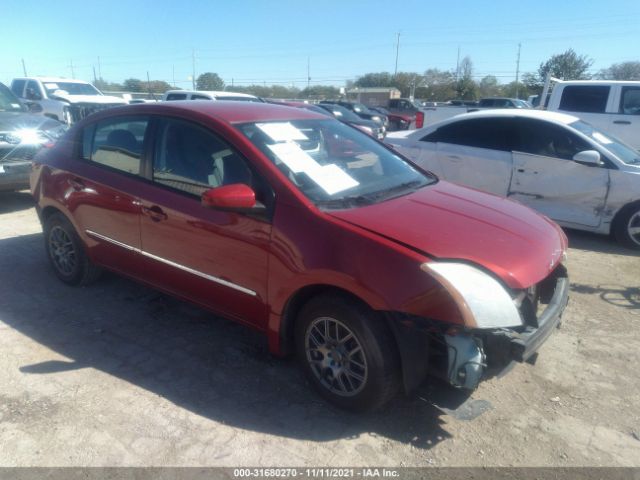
[570,283,640,310]
[0,190,34,214]
[0,233,473,450]
[565,228,639,257]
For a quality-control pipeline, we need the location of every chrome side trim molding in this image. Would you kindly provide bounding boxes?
[85,229,257,297]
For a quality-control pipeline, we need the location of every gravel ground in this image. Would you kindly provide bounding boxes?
[0,190,639,467]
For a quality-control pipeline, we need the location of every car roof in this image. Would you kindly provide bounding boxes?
[14,76,91,84]
[91,100,327,124]
[164,90,258,98]
[400,109,581,140]
[555,80,640,86]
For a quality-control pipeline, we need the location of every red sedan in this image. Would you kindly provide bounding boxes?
[30,101,569,411]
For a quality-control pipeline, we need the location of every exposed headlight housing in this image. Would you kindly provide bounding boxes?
[11,129,48,145]
[421,262,522,329]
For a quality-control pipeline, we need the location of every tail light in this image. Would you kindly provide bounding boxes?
[415,111,424,129]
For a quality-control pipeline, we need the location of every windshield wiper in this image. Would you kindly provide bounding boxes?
[316,195,373,209]
[367,180,424,201]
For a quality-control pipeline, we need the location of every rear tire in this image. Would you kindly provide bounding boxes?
[43,213,102,285]
[295,293,401,412]
[613,203,640,249]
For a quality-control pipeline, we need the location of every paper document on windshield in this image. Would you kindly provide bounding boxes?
[305,164,359,195]
[267,142,320,173]
[257,122,308,142]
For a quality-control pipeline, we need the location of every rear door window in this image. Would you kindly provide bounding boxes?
[619,87,640,115]
[165,93,187,101]
[558,85,610,113]
[420,118,514,151]
[84,116,149,175]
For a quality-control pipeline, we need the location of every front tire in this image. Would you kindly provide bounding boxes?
[613,203,640,249]
[43,213,102,285]
[295,294,401,412]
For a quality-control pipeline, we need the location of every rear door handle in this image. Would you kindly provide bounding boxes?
[68,178,85,191]
[142,205,168,222]
[613,120,631,125]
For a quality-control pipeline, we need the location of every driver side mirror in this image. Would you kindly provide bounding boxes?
[572,150,602,166]
[201,183,262,212]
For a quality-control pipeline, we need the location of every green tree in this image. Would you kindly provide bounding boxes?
[598,61,640,80]
[300,85,340,99]
[501,81,530,99]
[94,78,124,92]
[538,49,593,82]
[421,68,456,101]
[196,72,225,90]
[354,72,394,88]
[478,75,500,97]
[123,78,144,92]
[454,56,477,100]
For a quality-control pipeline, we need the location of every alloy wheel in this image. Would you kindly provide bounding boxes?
[49,225,77,276]
[305,316,368,397]
[628,211,640,247]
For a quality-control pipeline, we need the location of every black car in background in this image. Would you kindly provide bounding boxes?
[0,82,66,192]
[315,103,385,140]
[319,100,387,128]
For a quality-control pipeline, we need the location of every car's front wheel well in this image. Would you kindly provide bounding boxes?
[279,285,373,357]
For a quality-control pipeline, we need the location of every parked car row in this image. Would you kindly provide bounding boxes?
[5,72,639,413]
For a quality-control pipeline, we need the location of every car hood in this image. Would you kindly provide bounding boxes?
[0,111,62,132]
[50,93,127,105]
[328,181,567,289]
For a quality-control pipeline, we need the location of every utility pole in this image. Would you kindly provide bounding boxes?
[97,56,102,80]
[93,65,97,83]
[69,59,75,79]
[307,56,311,88]
[21,58,27,76]
[147,71,153,99]
[515,43,522,98]
[455,46,460,83]
[394,32,400,76]
[172,65,176,87]
[191,48,196,90]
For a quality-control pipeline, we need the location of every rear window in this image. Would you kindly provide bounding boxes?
[619,87,640,115]
[558,85,609,113]
[82,116,149,175]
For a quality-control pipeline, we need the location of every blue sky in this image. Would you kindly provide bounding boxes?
[1,0,639,88]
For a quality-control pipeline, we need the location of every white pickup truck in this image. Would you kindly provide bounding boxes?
[545,80,640,150]
[10,77,128,124]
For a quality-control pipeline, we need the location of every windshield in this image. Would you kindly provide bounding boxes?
[237,118,434,208]
[0,84,25,112]
[43,82,101,96]
[571,120,640,165]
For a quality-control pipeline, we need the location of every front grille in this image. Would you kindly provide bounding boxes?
[67,103,124,123]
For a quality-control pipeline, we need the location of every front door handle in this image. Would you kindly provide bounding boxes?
[613,120,631,125]
[142,205,168,222]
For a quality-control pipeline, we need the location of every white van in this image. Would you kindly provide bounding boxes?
[546,80,640,150]
[162,90,263,102]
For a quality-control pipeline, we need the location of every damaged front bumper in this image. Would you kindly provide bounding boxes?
[388,265,569,392]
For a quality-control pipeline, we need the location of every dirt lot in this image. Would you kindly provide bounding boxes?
[0,190,639,467]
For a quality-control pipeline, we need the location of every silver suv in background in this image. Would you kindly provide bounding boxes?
[10,77,127,124]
